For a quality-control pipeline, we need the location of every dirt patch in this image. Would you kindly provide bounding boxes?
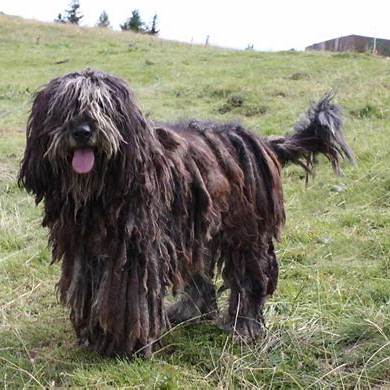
[0,127,25,135]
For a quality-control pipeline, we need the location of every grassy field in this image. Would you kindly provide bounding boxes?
[0,14,389,388]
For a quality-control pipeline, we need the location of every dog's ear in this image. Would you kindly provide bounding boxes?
[18,89,54,204]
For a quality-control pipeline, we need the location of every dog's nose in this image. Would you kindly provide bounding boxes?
[72,124,92,143]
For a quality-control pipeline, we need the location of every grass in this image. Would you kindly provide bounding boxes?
[0,13,389,388]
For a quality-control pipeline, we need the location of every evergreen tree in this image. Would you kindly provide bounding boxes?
[120,18,130,31]
[64,0,83,25]
[120,10,145,32]
[97,10,110,28]
[129,10,143,32]
[148,14,159,35]
[54,13,66,23]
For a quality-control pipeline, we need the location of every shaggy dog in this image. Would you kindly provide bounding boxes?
[19,69,353,357]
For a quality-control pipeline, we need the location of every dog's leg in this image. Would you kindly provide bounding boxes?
[168,273,218,325]
[221,240,278,342]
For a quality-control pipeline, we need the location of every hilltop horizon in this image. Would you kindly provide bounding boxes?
[1,0,389,51]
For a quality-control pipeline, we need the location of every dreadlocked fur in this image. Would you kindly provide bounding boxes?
[19,69,353,357]
[268,92,354,174]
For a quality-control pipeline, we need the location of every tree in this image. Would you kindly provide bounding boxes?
[97,10,110,28]
[120,18,131,31]
[148,14,159,35]
[54,13,66,24]
[56,0,83,25]
[120,10,145,32]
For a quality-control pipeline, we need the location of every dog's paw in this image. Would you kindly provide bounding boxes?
[219,316,265,343]
[167,299,217,326]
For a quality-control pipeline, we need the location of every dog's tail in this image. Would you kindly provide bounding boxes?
[268,92,354,175]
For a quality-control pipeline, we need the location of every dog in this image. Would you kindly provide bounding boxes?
[19,69,353,357]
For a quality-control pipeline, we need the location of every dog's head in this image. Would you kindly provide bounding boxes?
[19,69,151,205]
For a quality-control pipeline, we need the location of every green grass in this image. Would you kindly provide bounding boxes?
[0,14,389,388]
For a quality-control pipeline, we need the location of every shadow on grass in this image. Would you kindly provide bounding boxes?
[0,312,230,387]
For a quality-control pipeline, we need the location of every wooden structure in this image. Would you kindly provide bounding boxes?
[306,35,390,56]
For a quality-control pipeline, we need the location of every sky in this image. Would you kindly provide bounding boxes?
[1,0,390,51]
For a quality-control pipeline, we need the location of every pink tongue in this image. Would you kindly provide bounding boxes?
[72,149,95,174]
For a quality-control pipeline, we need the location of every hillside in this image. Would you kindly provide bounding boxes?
[0,14,389,388]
